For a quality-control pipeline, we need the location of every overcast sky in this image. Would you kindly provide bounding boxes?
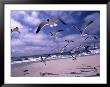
[11,10,100,57]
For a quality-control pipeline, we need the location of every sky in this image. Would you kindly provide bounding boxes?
[11,10,100,57]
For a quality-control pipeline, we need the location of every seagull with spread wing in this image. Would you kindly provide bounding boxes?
[36,17,66,34]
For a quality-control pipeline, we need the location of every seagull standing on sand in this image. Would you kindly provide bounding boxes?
[11,27,20,33]
[36,17,66,34]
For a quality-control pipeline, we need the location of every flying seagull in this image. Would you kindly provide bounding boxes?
[50,29,64,36]
[60,40,74,53]
[65,40,74,43]
[60,44,68,53]
[36,17,66,34]
[83,45,91,54]
[40,55,51,66]
[84,35,98,40]
[11,27,20,33]
[69,46,82,60]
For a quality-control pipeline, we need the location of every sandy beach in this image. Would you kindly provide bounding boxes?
[11,54,100,77]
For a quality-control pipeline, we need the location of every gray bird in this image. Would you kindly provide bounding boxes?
[36,17,66,34]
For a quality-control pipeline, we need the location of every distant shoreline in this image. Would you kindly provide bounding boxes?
[11,53,100,65]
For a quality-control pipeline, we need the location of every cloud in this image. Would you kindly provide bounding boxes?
[11,11,100,57]
[11,19,23,29]
[11,10,41,27]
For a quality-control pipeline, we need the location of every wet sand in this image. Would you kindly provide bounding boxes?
[11,54,100,77]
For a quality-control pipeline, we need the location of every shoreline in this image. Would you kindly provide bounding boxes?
[11,54,100,77]
[11,53,99,65]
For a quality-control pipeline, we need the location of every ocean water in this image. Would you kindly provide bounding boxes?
[11,49,100,64]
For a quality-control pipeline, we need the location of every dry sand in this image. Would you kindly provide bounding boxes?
[11,54,100,77]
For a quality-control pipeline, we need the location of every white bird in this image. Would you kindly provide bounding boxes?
[36,17,66,34]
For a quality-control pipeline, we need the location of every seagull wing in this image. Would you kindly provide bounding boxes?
[50,32,54,36]
[73,26,84,35]
[84,20,94,31]
[86,20,94,26]
[57,29,64,32]
[85,36,89,40]
[53,18,66,25]
[36,21,49,34]
[55,29,64,34]
[73,26,81,31]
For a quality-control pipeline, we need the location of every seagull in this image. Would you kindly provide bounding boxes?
[65,40,74,43]
[50,29,64,36]
[11,27,20,33]
[60,44,68,53]
[60,40,74,53]
[40,56,47,66]
[36,17,66,34]
[69,48,81,60]
[40,55,51,66]
[83,45,91,53]
[84,35,98,40]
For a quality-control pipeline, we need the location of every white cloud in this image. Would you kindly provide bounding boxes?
[11,19,23,29]
[11,10,41,26]
[11,39,25,46]
[24,15,41,25]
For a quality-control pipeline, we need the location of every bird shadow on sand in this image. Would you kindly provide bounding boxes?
[39,72,59,77]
